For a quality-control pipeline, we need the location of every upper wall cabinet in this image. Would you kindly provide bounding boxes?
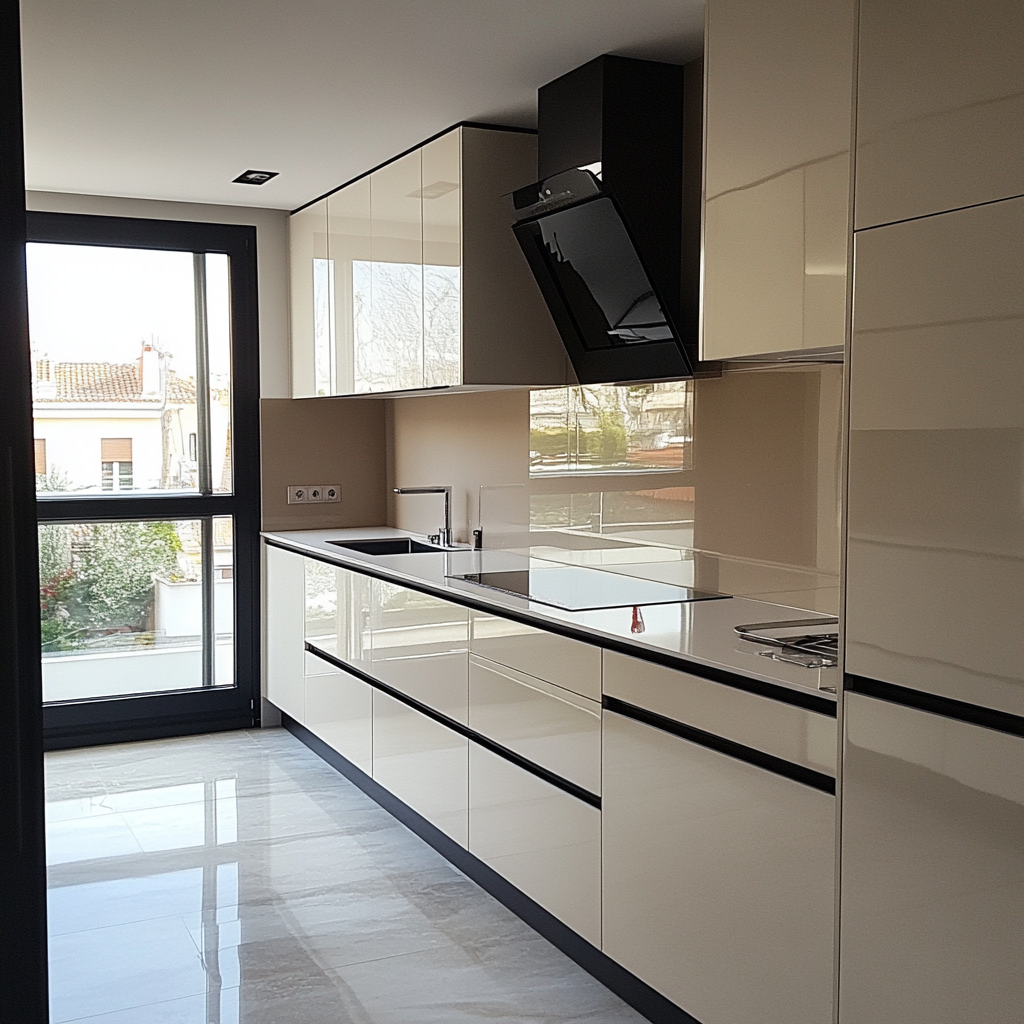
[290,125,570,397]
[701,0,856,361]
[855,0,1024,231]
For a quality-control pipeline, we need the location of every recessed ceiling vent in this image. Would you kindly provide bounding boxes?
[233,170,279,185]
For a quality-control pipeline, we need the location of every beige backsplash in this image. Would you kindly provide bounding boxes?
[387,366,843,614]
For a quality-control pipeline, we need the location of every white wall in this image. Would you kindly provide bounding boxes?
[25,191,290,399]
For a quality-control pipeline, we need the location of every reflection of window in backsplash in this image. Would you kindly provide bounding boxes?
[530,381,693,476]
[530,486,695,548]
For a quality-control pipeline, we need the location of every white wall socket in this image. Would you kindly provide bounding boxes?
[287,484,341,504]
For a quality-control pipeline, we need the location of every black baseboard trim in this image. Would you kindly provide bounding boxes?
[845,673,1024,738]
[283,714,702,1024]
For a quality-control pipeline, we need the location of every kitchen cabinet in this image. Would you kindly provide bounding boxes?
[701,0,856,360]
[304,558,371,672]
[290,124,569,397]
[303,653,373,776]
[468,654,601,794]
[264,545,306,723]
[602,653,835,1024]
[370,579,469,722]
[839,691,1024,1024]
[372,689,468,846]
[846,196,1024,716]
[468,742,601,946]
[288,198,329,398]
[855,0,1024,230]
[469,609,601,702]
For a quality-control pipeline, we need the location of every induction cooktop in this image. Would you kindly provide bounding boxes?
[447,566,727,612]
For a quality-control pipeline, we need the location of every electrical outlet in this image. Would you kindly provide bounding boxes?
[322,485,341,503]
[309,485,323,502]
[287,485,310,504]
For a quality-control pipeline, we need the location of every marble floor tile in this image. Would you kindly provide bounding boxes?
[46,728,644,1024]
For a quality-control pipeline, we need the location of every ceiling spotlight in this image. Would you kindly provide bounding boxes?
[233,169,279,185]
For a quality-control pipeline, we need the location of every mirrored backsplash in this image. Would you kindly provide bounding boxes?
[387,365,843,615]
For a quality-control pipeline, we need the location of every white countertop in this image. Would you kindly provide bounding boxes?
[263,527,838,705]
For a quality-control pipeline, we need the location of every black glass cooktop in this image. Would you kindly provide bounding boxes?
[448,566,726,612]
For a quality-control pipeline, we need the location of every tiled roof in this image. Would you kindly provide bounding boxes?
[34,359,196,405]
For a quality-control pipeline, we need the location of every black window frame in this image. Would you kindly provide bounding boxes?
[28,211,262,749]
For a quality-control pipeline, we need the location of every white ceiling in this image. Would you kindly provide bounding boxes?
[20,0,705,211]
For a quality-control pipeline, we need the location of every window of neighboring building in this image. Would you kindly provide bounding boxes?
[34,437,46,476]
[101,437,133,492]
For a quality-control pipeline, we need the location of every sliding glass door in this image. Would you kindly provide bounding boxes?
[28,213,260,748]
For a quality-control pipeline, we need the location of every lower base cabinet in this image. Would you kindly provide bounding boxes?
[372,690,468,847]
[304,653,373,777]
[602,710,835,1024]
[468,742,601,946]
[839,692,1024,1024]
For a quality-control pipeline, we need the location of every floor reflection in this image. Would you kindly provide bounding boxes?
[45,729,644,1024]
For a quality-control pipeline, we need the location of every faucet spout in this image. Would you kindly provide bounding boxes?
[393,486,453,547]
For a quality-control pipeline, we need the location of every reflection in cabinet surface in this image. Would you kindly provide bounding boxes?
[469,742,600,946]
[839,692,1024,1024]
[602,710,835,1024]
[372,689,468,847]
[290,124,569,397]
[370,579,469,723]
[701,0,855,360]
[854,0,1024,230]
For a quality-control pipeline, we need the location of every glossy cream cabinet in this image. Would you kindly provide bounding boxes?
[468,654,601,795]
[469,742,601,946]
[370,578,469,723]
[373,689,469,846]
[264,546,306,723]
[469,610,602,702]
[839,692,1024,1024]
[602,708,835,1024]
[855,0,1024,230]
[701,0,856,360]
[290,124,569,397]
[846,197,1024,716]
[602,652,836,1024]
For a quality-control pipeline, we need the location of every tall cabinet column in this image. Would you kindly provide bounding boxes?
[840,2,1024,1019]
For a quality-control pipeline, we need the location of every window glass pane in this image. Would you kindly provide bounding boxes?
[39,519,232,701]
[213,516,235,687]
[205,253,234,494]
[28,243,233,495]
[530,381,694,476]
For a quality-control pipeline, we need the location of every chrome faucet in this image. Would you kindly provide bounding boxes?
[393,486,453,547]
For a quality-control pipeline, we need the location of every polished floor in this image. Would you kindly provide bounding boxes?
[45,728,644,1024]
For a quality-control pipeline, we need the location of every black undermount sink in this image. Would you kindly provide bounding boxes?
[326,538,452,556]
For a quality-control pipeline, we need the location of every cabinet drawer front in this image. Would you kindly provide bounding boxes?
[602,710,835,1024]
[372,580,469,722]
[304,656,372,777]
[469,610,601,701]
[372,690,468,847]
[469,743,601,946]
[469,655,601,795]
[603,651,835,776]
[304,560,371,672]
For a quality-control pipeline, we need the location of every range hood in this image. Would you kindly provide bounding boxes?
[511,54,705,385]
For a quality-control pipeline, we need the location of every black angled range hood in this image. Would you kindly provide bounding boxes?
[511,54,705,385]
